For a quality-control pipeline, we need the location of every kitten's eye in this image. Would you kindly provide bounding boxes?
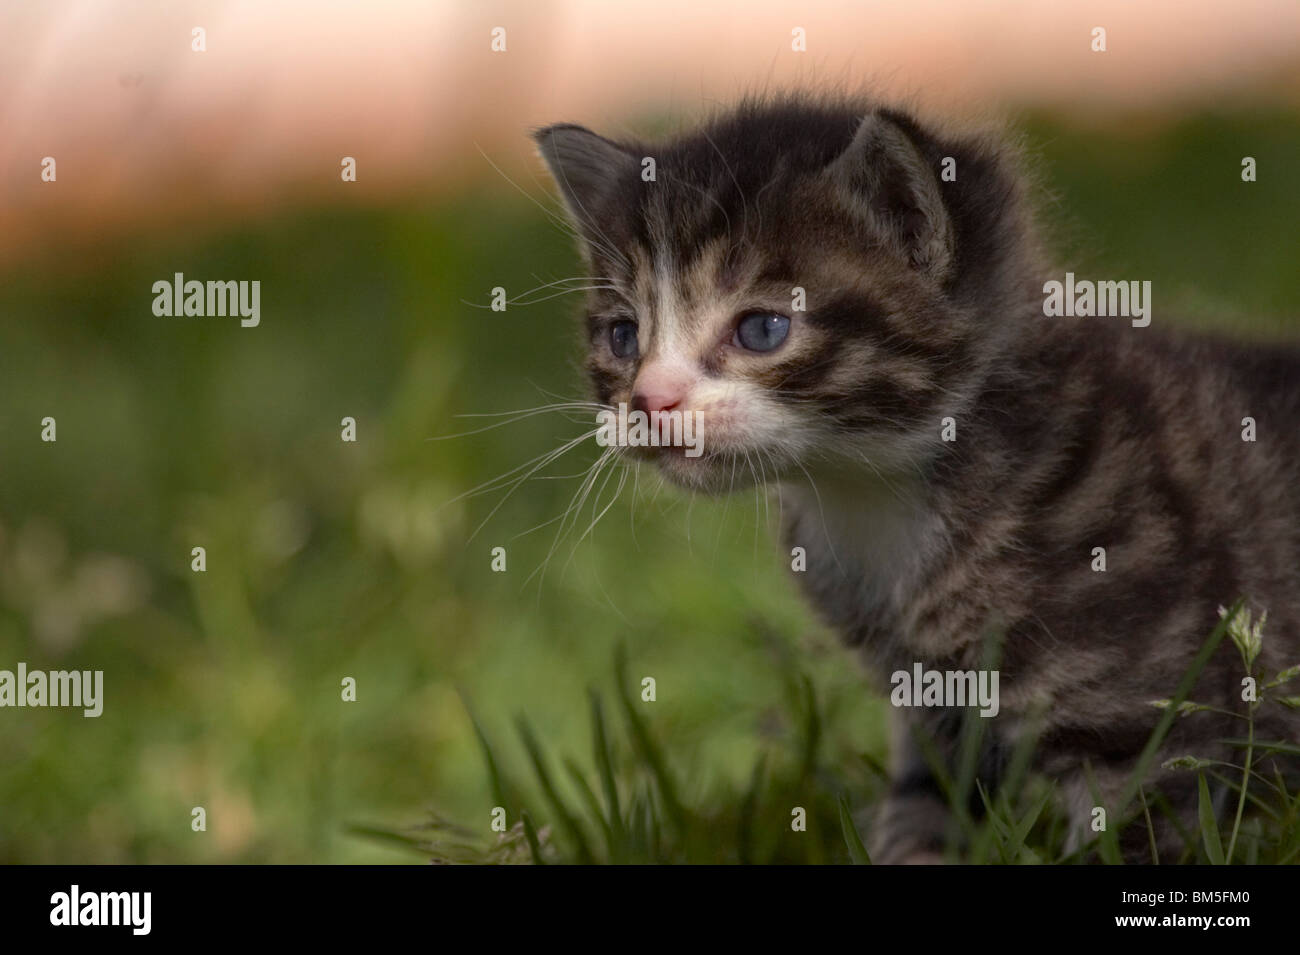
[609,321,638,359]
[734,312,790,352]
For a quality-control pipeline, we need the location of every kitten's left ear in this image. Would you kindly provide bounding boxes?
[533,124,638,254]
[827,112,955,282]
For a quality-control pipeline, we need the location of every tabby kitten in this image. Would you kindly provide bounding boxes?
[532,95,1300,863]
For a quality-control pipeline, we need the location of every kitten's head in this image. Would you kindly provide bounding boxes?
[534,95,1034,491]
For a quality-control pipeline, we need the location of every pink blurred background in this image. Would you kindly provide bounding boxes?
[2,0,1297,269]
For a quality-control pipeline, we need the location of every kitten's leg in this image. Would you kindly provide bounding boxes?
[1061,759,1226,864]
[870,710,953,864]
[1128,774,1208,864]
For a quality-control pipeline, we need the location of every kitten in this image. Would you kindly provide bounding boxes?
[532,94,1300,863]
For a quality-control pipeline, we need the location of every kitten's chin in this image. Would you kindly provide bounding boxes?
[647,446,768,494]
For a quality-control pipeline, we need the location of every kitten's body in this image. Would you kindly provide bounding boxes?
[790,317,1300,860]
[534,95,1300,862]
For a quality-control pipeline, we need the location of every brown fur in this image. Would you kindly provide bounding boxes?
[534,93,1300,863]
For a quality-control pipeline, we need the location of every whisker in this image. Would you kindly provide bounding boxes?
[439,420,603,514]
[476,140,634,277]
[790,456,847,577]
[526,446,619,590]
[466,430,604,541]
[565,458,630,571]
[429,402,609,441]
[628,460,642,549]
[540,144,634,274]
[458,285,622,310]
[702,128,751,263]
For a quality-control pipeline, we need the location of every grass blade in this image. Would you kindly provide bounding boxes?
[457,687,516,813]
[614,645,687,834]
[589,688,625,855]
[1138,786,1159,865]
[839,796,872,864]
[1083,760,1123,865]
[738,753,767,865]
[520,809,546,865]
[1198,772,1225,864]
[563,757,613,859]
[798,674,821,781]
[1116,602,1236,815]
[1005,787,1053,863]
[515,714,595,863]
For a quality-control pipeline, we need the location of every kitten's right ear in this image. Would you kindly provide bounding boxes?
[827,112,955,283]
[532,124,637,245]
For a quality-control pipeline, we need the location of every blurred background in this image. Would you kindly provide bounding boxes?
[0,0,1297,862]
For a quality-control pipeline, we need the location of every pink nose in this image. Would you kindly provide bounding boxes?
[631,365,690,416]
[631,390,681,416]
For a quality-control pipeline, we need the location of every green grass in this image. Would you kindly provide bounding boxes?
[1,107,1298,863]
[409,605,1300,864]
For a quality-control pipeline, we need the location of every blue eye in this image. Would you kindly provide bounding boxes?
[610,321,638,359]
[734,312,790,352]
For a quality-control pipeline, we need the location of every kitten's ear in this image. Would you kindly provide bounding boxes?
[532,124,638,252]
[827,112,955,282]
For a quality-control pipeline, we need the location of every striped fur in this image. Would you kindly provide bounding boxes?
[535,94,1300,863]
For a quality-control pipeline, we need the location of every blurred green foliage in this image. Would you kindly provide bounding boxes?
[0,108,1297,863]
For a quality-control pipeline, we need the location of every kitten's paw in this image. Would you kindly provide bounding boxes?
[872,843,947,865]
[894,849,946,865]
[869,794,950,864]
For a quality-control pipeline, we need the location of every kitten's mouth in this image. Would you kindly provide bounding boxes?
[640,443,769,493]
[604,408,774,490]
[628,443,716,466]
